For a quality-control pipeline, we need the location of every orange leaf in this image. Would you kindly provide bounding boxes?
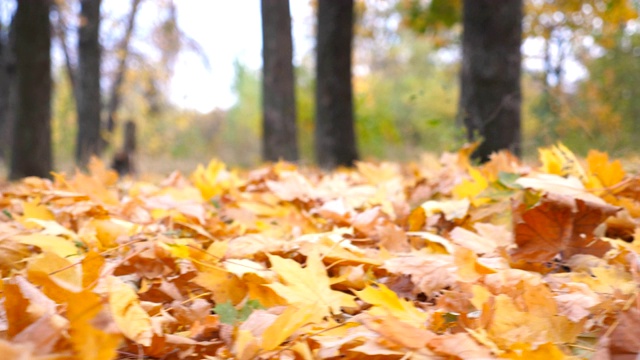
[262,304,323,350]
[362,314,435,349]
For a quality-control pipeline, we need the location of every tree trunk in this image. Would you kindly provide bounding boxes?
[459,0,522,162]
[0,16,16,163]
[105,0,142,143]
[315,0,358,169]
[111,120,136,176]
[10,0,52,179]
[261,0,298,162]
[76,0,102,167]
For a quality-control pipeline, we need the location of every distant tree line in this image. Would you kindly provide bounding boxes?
[3,0,588,178]
[0,0,202,179]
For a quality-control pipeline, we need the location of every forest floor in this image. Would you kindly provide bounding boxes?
[0,143,638,359]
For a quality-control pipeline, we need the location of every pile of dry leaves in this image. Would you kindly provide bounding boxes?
[0,143,638,359]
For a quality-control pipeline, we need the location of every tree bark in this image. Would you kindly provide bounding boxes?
[315,0,358,169]
[0,16,16,163]
[10,0,53,179]
[261,0,298,162]
[459,0,522,162]
[105,0,142,141]
[76,0,102,167]
[111,120,136,176]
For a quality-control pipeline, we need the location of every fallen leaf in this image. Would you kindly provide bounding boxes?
[361,314,435,350]
[382,253,457,295]
[107,276,153,346]
[353,283,428,326]
[511,193,618,263]
[266,250,356,316]
[262,304,323,350]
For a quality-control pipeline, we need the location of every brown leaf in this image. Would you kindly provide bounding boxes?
[609,306,640,355]
[512,193,618,263]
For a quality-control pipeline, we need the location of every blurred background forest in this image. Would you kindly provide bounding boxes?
[1,0,639,175]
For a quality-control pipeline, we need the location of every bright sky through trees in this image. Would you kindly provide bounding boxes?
[166,1,589,113]
[169,0,314,112]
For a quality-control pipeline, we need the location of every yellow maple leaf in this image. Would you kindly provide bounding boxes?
[539,143,587,181]
[89,218,134,249]
[452,167,489,204]
[586,150,625,189]
[235,329,260,360]
[262,304,324,350]
[500,342,567,359]
[14,234,79,259]
[27,252,81,290]
[193,267,248,305]
[21,197,54,221]
[82,250,105,289]
[190,159,236,200]
[483,294,582,348]
[107,276,153,346]
[70,312,122,360]
[354,283,428,327]
[266,250,356,316]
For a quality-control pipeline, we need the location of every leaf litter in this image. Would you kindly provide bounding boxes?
[0,144,639,359]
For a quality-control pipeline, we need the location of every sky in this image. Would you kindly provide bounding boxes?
[169,1,314,113]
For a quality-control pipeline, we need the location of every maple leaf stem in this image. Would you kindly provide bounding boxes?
[566,343,597,352]
[324,258,350,271]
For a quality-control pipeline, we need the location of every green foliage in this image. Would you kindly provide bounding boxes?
[398,0,461,35]
[354,31,462,159]
[295,62,316,163]
[52,70,77,163]
[51,64,223,170]
[568,32,640,156]
[222,60,262,166]
[213,300,264,325]
[224,31,462,164]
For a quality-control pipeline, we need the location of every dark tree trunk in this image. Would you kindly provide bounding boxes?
[261,0,298,162]
[0,15,16,163]
[459,0,522,162]
[111,120,136,176]
[315,0,358,169]
[10,0,52,179]
[105,0,142,142]
[76,0,102,167]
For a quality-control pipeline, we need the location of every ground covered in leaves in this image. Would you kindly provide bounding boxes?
[0,144,639,359]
